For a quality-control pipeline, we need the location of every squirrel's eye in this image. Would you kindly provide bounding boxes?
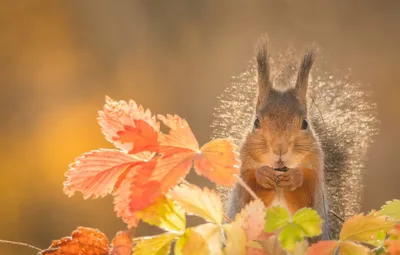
[254,116,260,129]
[301,119,308,130]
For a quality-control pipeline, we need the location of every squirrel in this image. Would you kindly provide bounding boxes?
[214,34,378,246]
[226,36,330,242]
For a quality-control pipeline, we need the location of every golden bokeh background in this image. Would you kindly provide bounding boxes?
[1,1,399,254]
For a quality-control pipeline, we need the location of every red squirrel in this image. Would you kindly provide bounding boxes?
[227,36,330,241]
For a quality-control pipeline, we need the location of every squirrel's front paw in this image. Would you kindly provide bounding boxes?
[255,166,276,189]
[276,168,304,191]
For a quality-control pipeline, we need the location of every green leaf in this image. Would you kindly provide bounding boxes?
[265,206,290,232]
[292,207,323,237]
[135,196,186,232]
[278,223,304,252]
[133,233,178,255]
[378,199,400,221]
[223,222,246,255]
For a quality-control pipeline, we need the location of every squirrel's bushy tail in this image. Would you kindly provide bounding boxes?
[211,46,378,238]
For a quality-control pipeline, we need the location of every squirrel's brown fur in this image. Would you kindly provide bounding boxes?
[227,36,330,240]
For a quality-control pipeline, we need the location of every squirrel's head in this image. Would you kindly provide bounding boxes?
[245,37,319,170]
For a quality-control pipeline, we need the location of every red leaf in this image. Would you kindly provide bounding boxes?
[109,231,133,255]
[306,240,338,255]
[64,149,143,199]
[113,160,157,227]
[40,227,110,255]
[98,96,159,157]
[117,120,159,155]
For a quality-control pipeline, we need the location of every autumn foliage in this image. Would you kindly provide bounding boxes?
[34,97,400,254]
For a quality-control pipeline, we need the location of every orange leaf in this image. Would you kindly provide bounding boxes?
[247,247,270,255]
[64,149,144,199]
[98,96,159,157]
[306,240,338,255]
[40,227,110,255]
[339,241,372,255]
[109,231,133,255]
[193,138,240,186]
[157,114,199,155]
[386,224,400,255]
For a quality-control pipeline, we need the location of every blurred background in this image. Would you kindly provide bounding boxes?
[1,1,399,254]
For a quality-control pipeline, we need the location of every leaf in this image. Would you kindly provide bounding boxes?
[133,233,178,255]
[340,213,395,243]
[194,223,223,255]
[292,208,323,237]
[223,222,247,255]
[113,160,158,227]
[98,96,160,156]
[339,241,372,255]
[39,227,110,255]
[234,199,266,241]
[386,224,400,255]
[135,196,186,233]
[378,199,400,221]
[306,240,338,255]
[158,115,240,187]
[109,231,133,255]
[64,149,143,199]
[169,184,223,224]
[386,239,400,255]
[175,229,210,255]
[157,114,199,155]
[278,223,304,252]
[193,139,240,186]
[265,206,291,232]
[246,246,271,255]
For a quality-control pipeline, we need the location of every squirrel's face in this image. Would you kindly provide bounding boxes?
[246,36,317,169]
[248,89,317,169]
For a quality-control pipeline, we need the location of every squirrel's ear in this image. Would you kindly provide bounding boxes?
[255,35,271,109]
[295,48,316,105]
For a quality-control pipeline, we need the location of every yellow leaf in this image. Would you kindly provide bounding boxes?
[174,229,209,255]
[340,214,395,242]
[133,233,178,255]
[135,196,186,233]
[169,184,223,224]
[175,223,223,255]
[223,222,247,255]
[378,199,400,221]
[195,223,223,255]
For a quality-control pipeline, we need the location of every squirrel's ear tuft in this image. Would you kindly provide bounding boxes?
[255,35,271,109]
[296,48,316,105]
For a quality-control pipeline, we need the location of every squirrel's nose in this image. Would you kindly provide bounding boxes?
[273,143,288,156]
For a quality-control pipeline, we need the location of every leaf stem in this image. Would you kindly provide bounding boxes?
[0,239,42,252]
[234,174,260,201]
[330,210,345,223]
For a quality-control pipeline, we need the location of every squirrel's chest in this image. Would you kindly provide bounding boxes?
[269,188,289,211]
